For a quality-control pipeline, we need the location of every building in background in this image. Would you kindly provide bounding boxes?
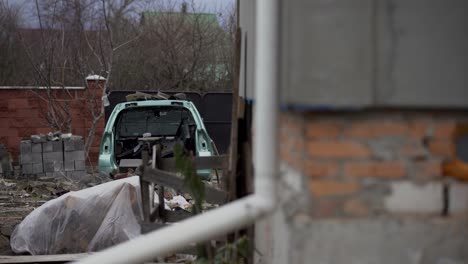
[239,0,468,263]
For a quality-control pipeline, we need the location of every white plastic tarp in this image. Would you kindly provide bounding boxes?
[10,177,143,255]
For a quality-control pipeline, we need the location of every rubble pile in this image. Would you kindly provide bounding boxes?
[20,132,86,181]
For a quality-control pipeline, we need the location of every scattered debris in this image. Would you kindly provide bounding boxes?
[0,174,108,256]
[10,177,142,255]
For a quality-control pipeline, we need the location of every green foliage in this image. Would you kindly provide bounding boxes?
[174,143,205,213]
[195,236,251,264]
[174,144,251,263]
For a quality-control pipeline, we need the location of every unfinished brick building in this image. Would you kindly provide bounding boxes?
[239,0,468,263]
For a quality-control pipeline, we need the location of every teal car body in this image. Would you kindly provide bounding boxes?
[98,100,215,180]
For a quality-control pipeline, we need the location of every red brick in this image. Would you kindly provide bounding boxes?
[344,161,406,179]
[398,143,427,159]
[433,121,456,139]
[345,121,408,138]
[414,160,442,180]
[306,122,341,139]
[36,127,52,134]
[428,140,455,157]
[312,199,340,217]
[0,118,10,128]
[0,128,18,137]
[343,199,369,217]
[309,180,359,197]
[72,127,87,137]
[409,121,429,139]
[15,108,40,118]
[281,152,304,171]
[17,127,37,137]
[7,136,22,150]
[308,141,371,159]
[7,98,29,109]
[9,118,38,128]
[305,161,339,178]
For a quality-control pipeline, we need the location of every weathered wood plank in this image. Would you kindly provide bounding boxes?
[140,151,150,221]
[159,155,228,171]
[0,253,90,263]
[154,145,166,222]
[143,168,226,204]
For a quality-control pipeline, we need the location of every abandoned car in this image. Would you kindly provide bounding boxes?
[98,93,215,180]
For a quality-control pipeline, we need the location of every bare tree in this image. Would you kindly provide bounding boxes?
[110,0,234,92]
[19,0,140,158]
[0,2,24,85]
[81,0,141,157]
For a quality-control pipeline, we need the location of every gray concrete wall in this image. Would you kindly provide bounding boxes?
[240,0,468,107]
[255,164,468,264]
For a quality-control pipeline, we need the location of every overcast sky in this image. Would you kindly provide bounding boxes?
[8,0,235,27]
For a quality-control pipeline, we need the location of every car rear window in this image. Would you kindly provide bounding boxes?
[116,106,195,137]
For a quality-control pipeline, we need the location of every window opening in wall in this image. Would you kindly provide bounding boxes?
[455,134,468,163]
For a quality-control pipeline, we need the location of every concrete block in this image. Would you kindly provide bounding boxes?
[20,141,31,154]
[75,160,86,171]
[43,142,52,152]
[44,161,55,173]
[44,161,63,173]
[31,143,42,153]
[64,140,75,152]
[33,163,43,174]
[54,161,63,172]
[54,141,63,152]
[74,140,84,151]
[43,152,63,162]
[20,153,32,164]
[64,161,75,171]
[64,139,84,152]
[22,164,32,174]
[449,182,468,214]
[384,181,443,214]
[31,153,42,163]
[64,151,85,161]
[43,141,62,153]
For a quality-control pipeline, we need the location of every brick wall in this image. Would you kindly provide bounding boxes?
[0,79,105,165]
[280,110,468,217]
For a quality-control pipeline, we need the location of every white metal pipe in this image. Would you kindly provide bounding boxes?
[75,0,279,262]
[75,196,271,264]
[253,0,280,199]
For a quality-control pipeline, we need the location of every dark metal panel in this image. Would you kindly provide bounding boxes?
[377,0,468,107]
[281,0,374,107]
[201,93,233,154]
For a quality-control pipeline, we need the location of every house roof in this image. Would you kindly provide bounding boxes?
[141,11,221,30]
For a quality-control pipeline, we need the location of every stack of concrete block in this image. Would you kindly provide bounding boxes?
[20,135,86,181]
[20,141,44,178]
[64,138,86,180]
[43,141,64,178]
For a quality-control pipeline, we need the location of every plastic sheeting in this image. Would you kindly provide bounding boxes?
[10,177,143,255]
